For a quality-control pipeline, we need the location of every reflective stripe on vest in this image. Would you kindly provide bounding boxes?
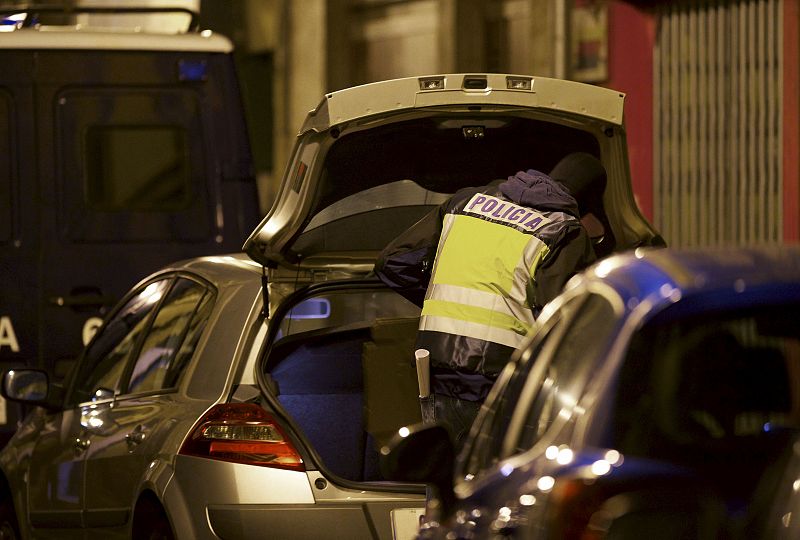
[419,310,527,349]
[420,203,550,349]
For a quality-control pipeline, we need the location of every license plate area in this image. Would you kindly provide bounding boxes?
[391,507,425,540]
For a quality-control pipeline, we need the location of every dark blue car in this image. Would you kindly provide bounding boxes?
[383,246,800,540]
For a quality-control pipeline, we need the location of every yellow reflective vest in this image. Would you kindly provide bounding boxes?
[376,173,596,399]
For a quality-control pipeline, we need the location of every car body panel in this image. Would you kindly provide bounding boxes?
[82,395,181,529]
[26,407,87,534]
[167,461,424,539]
[412,245,800,539]
[205,501,421,540]
[1,253,425,540]
[243,73,662,280]
[307,74,624,131]
[2,72,664,539]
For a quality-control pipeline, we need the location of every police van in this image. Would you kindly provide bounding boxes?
[0,5,260,388]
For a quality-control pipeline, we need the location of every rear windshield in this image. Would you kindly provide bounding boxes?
[291,180,449,254]
[293,114,599,257]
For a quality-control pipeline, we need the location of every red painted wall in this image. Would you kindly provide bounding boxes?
[604,1,656,221]
[605,1,798,241]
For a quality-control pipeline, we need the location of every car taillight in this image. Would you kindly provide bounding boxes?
[179,403,305,472]
[546,478,610,540]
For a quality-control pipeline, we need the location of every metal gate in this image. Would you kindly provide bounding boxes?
[653,0,782,247]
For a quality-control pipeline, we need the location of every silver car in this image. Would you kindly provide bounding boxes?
[0,73,660,539]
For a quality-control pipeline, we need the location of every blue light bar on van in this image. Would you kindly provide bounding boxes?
[286,298,330,319]
[178,59,207,82]
[0,13,25,31]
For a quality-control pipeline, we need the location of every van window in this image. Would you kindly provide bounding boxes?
[86,125,191,211]
[57,88,212,242]
[0,90,11,244]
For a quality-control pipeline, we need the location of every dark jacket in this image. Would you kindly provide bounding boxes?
[375,170,596,400]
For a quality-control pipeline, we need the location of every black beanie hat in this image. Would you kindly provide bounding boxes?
[549,152,607,213]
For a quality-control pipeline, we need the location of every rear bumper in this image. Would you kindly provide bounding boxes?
[164,456,424,540]
[164,455,315,539]
[207,499,425,540]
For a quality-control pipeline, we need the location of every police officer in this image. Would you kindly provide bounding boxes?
[374,152,604,451]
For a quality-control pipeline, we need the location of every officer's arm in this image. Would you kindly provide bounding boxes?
[530,225,596,311]
[374,206,444,307]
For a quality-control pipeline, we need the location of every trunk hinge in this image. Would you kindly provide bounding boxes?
[261,265,270,318]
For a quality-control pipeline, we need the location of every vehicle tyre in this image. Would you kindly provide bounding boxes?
[0,496,20,540]
[132,497,175,540]
[136,517,173,540]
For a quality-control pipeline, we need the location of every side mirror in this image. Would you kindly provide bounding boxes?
[379,423,456,517]
[1,369,62,410]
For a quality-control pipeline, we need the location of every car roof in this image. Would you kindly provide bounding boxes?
[0,4,230,52]
[152,252,262,287]
[575,245,800,315]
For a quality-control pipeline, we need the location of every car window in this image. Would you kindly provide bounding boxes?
[460,299,577,481]
[513,293,617,452]
[124,277,213,395]
[612,301,800,463]
[291,180,450,255]
[69,278,171,404]
[163,288,214,389]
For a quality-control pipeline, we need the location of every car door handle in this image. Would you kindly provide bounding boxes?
[125,426,147,446]
[74,437,91,451]
[48,287,113,309]
[50,295,110,308]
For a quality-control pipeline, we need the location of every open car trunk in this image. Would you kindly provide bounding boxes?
[246,73,666,494]
[244,74,664,282]
[260,282,424,484]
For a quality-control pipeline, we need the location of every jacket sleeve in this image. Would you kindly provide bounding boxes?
[530,222,596,311]
[374,205,444,307]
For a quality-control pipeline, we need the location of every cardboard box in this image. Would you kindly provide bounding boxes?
[362,317,423,449]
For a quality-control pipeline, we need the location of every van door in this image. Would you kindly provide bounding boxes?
[29,49,258,378]
[42,85,211,378]
[0,88,27,365]
[0,58,37,397]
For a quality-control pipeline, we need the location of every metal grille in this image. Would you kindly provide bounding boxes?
[653,0,782,247]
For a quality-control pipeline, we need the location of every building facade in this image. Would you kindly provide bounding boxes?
[216,0,798,248]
